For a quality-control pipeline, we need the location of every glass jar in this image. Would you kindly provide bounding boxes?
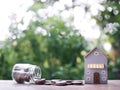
[12,64,41,84]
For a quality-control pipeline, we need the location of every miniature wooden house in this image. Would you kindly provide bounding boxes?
[84,47,107,84]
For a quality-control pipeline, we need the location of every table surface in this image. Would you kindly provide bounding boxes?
[0,80,120,90]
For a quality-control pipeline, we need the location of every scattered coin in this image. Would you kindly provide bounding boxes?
[45,80,52,85]
[51,79,61,84]
[66,80,72,85]
[72,80,83,85]
[55,80,67,86]
[16,77,84,86]
[35,78,46,85]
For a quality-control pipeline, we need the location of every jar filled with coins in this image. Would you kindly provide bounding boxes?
[12,64,41,84]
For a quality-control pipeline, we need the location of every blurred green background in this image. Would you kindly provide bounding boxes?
[0,0,120,80]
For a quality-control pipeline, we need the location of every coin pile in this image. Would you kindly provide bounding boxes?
[13,72,31,84]
[34,79,83,86]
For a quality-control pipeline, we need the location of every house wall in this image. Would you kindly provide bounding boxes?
[84,49,107,84]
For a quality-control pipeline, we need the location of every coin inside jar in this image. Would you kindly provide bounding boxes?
[14,72,25,84]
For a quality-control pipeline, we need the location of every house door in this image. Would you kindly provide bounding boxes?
[94,72,100,84]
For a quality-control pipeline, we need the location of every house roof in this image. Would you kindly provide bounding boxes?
[84,47,107,58]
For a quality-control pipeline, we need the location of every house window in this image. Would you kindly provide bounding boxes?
[102,77,107,81]
[101,70,106,75]
[86,77,91,81]
[87,71,91,75]
[87,64,104,69]
[94,51,99,56]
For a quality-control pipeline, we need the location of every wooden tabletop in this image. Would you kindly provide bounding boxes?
[0,80,120,90]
